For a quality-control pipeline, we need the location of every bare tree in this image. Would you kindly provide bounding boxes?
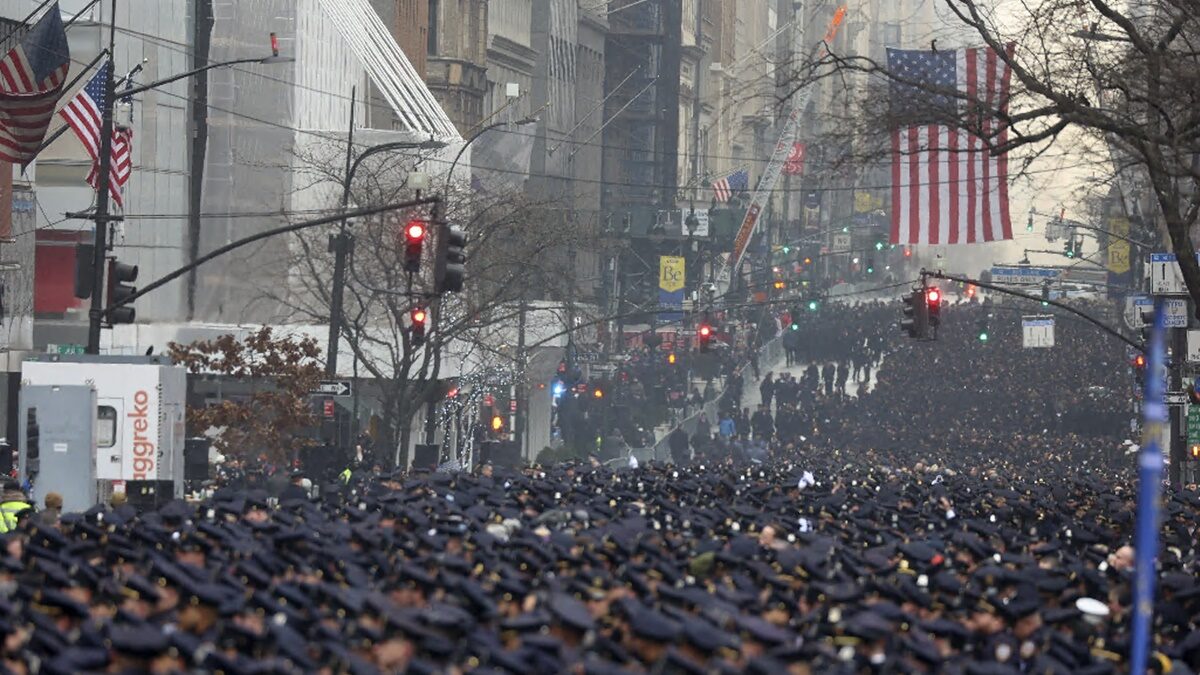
[259,141,606,464]
[790,0,1200,309]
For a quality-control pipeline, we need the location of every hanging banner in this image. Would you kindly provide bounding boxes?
[728,6,847,277]
[658,256,685,321]
[1107,215,1130,274]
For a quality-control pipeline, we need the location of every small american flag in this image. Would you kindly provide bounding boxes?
[61,62,133,207]
[888,44,1015,245]
[711,168,748,203]
[86,126,133,208]
[0,5,70,164]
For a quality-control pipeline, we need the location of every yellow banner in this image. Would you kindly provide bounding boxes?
[659,256,686,294]
[1107,215,1130,274]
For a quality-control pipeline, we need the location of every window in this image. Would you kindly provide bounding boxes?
[97,406,117,448]
[427,0,439,55]
[883,23,901,47]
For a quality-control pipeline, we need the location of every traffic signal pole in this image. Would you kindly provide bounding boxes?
[1170,322,1186,488]
[85,0,118,354]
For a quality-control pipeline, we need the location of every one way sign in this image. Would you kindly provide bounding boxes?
[311,380,352,397]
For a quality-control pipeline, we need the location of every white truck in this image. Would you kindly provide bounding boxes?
[19,355,187,511]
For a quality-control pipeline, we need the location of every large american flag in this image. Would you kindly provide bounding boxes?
[60,61,133,207]
[711,168,749,203]
[0,5,70,164]
[888,45,1014,245]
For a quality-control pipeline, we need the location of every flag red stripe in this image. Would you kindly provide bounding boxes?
[948,128,960,244]
[997,43,1014,240]
[981,47,995,239]
[907,126,920,245]
[890,130,901,244]
[927,124,940,245]
[965,48,978,244]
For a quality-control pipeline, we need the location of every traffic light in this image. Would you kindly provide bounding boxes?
[1140,308,1155,345]
[926,288,942,329]
[74,243,95,299]
[866,258,875,274]
[409,306,428,347]
[976,316,990,342]
[434,224,467,293]
[1041,282,1050,305]
[593,387,604,400]
[772,279,786,292]
[107,259,138,324]
[807,300,819,311]
[403,219,426,273]
[874,240,885,251]
[490,414,505,435]
[1191,444,1200,459]
[1026,212,1034,233]
[1073,237,1083,258]
[782,245,791,254]
[667,352,677,365]
[698,323,713,353]
[900,289,929,339]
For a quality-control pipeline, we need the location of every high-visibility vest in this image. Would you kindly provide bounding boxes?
[339,469,351,484]
[0,500,31,534]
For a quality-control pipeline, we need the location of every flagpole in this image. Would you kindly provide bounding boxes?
[85,0,117,354]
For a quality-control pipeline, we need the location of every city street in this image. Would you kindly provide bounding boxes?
[0,0,1197,673]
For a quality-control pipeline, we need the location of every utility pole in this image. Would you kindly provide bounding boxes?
[1170,316,1187,488]
[326,87,356,376]
[85,0,119,354]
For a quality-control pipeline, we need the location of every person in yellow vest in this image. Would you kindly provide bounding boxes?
[0,478,33,534]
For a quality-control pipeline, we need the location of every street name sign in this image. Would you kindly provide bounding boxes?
[1165,391,1189,406]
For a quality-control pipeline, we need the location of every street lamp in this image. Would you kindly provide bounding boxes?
[442,116,539,195]
[85,28,295,353]
[326,137,450,376]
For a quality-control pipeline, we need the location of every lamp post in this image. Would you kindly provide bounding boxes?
[84,21,294,353]
[325,135,448,376]
[442,116,539,196]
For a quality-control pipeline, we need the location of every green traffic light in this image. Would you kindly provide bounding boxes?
[866,267,874,274]
[842,226,849,233]
[782,246,791,254]
[790,323,798,331]
[874,241,884,251]
[808,301,818,311]
[979,332,989,342]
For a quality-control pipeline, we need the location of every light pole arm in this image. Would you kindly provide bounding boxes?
[116,56,287,99]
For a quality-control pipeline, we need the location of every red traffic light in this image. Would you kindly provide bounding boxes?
[405,221,426,241]
[926,288,940,305]
[411,308,427,324]
[1133,354,1146,368]
[698,325,712,338]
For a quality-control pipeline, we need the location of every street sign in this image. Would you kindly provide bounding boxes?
[1188,330,1200,363]
[1148,252,1200,295]
[1162,298,1189,328]
[1165,391,1189,405]
[1021,316,1055,348]
[323,399,336,418]
[1125,295,1153,330]
[310,380,352,397]
[991,266,1059,286]
[832,233,852,251]
[1188,407,1200,447]
[46,344,85,355]
[576,352,602,364]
